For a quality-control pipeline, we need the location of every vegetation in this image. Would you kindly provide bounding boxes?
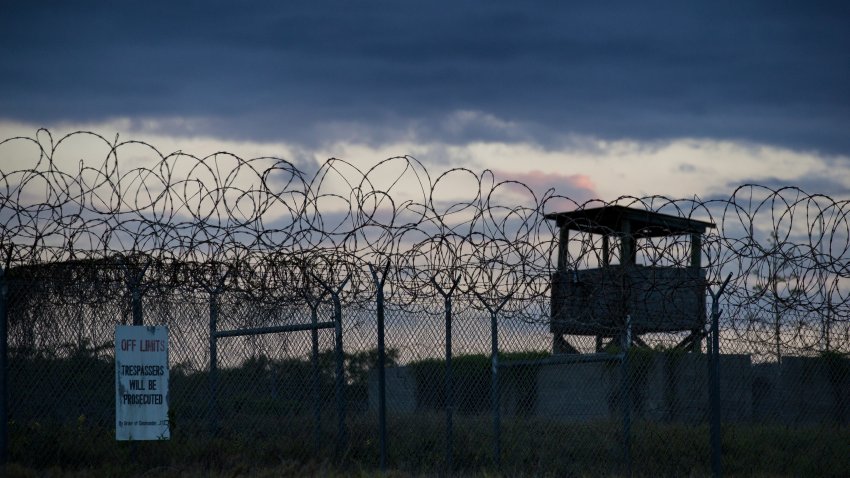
[6,346,850,476]
[7,415,850,477]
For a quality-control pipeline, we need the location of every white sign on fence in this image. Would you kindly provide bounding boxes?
[115,325,170,440]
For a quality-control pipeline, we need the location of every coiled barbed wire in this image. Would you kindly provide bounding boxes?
[1,129,848,357]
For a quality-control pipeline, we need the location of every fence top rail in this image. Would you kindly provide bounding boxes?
[214,321,337,339]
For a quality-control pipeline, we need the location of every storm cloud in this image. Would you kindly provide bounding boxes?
[1,0,848,155]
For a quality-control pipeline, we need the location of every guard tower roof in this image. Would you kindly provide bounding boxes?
[544,205,715,238]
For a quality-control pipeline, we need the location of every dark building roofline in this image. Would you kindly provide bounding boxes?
[544,205,715,237]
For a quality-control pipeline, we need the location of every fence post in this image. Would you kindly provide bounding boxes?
[299,266,329,454]
[621,315,632,478]
[131,282,143,326]
[369,262,390,472]
[332,289,346,460]
[313,274,350,462]
[490,308,500,467]
[433,276,461,474]
[203,264,231,434]
[708,273,732,478]
[474,291,512,468]
[309,300,322,452]
[118,256,150,326]
[0,268,8,466]
[209,291,219,433]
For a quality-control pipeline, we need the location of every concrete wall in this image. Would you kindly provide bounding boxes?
[367,366,416,413]
[534,360,614,422]
[753,357,850,426]
[370,353,849,425]
[533,353,752,423]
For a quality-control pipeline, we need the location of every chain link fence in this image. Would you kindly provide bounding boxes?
[1,130,849,476]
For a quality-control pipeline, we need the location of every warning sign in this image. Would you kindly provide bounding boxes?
[115,325,170,440]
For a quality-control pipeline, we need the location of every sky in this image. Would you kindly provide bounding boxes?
[1,0,849,202]
[1,1,848,359]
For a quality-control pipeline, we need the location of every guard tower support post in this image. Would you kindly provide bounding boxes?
[690,232,703,352]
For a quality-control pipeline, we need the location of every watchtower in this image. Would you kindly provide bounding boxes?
[546,206,715,353]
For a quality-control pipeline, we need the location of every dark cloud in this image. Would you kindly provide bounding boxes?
[1,1,848,154]
[727,175,850,199]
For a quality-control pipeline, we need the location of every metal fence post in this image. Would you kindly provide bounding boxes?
[312,273,351,462]
[310,272,350,462]
[369,262,390,472]
[621,315,632,478]
[300,267,329,454]
[331,289,347,460]
[119,256,149,327]
[131,282,143,326]
[444,293,453,473]
[0,269,8,466]
[474,292,512,468]
[309,300,322,452]
[433,276,461,474]
[490,308,500,468]
[709,273,732,478]
[209,291,219,433]
[313,274,351,459]
[203,265,231,434]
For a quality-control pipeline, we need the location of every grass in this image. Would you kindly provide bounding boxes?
[6,414,850,477]
[8,349,849,476]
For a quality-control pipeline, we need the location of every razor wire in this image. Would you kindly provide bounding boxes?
[0,129,849,360]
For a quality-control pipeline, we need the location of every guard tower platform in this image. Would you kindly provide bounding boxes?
[545,205,715,353]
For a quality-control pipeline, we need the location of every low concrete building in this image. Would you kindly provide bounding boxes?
[369,352,848,425]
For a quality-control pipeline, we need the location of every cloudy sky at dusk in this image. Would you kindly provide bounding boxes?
[2,0,849,202]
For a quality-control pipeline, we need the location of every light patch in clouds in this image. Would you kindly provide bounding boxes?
[443,139,850,201]
[2,120,849,208]
[438,110,529,144]
[678,163,697,173]
[0,119,322,178]
[488,169,597,210]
